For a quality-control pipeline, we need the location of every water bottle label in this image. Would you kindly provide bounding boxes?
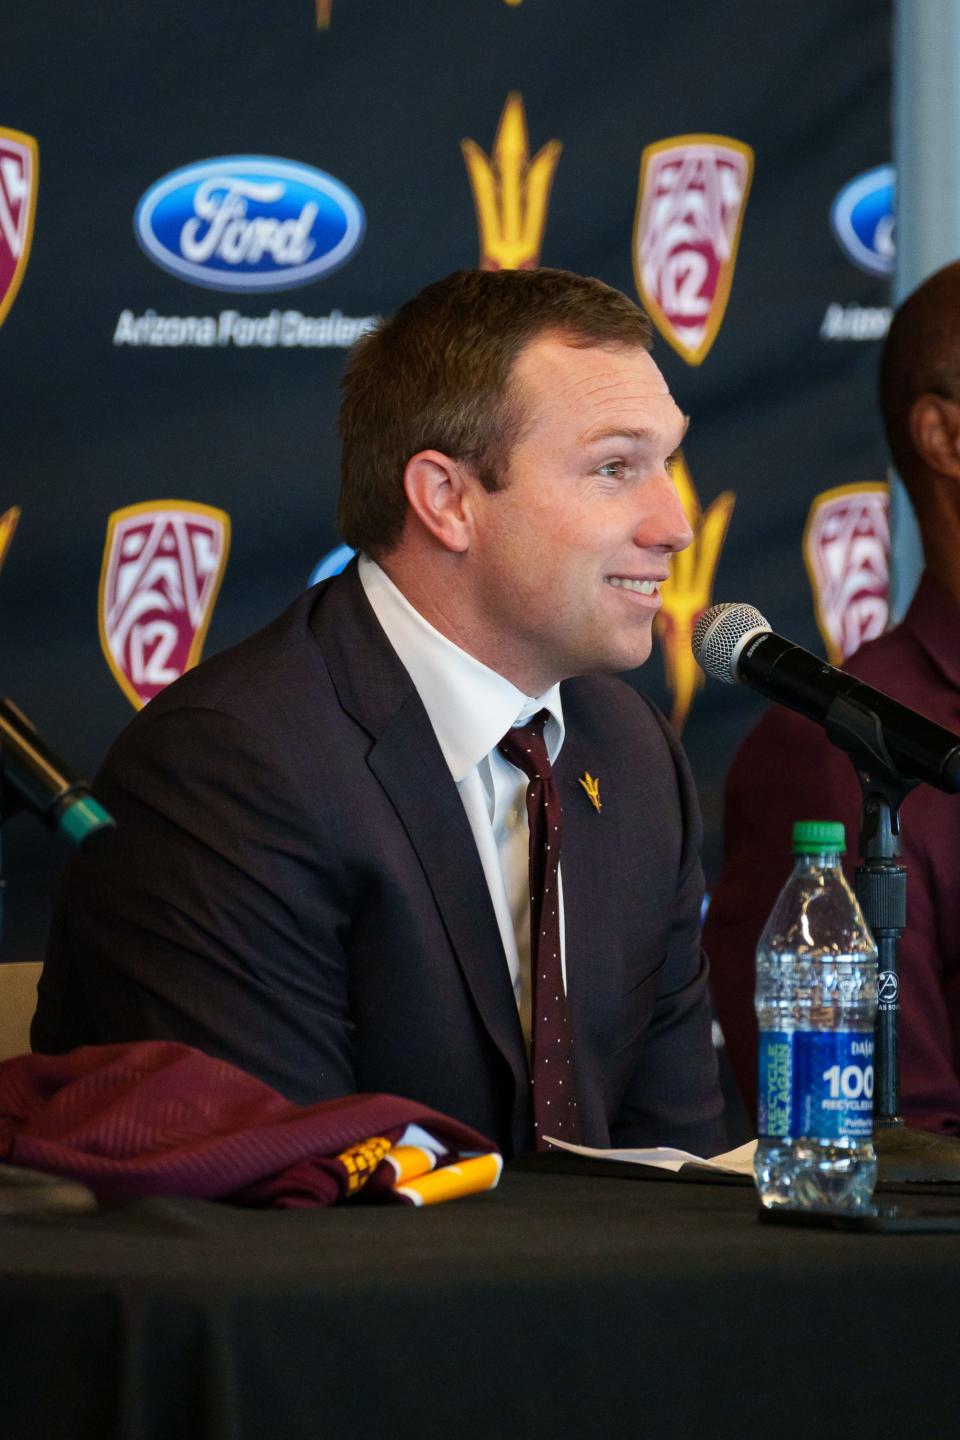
[758,1030,874,1140]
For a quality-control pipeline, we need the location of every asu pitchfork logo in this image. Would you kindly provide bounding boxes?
[657,456,735,731]
[633,135,753,366]
[0,506,20,573]
[462,93,561,270]
[99,501,231,709]
[0,128,38,330]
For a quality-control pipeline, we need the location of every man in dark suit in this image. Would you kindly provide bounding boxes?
[35,267,725,1158]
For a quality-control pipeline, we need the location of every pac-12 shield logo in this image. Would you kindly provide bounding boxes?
[633,135,753,366]
[0,128,38,329]
[803,482,889,666]
[134,156,365,292]
[831,165,894,277]
[99,501,231,709]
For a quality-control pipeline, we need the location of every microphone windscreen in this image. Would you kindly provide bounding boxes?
[692,602,771,683]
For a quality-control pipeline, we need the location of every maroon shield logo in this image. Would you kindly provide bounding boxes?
[0,128,38,329]
[633,135,753,366]
[99,502,231,709]
[804,483,889,665]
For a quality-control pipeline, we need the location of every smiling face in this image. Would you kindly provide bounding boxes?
[461,332,692,693]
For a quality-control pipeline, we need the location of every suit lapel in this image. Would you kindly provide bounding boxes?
[555,731,629,1036]
[311,564,529,1102]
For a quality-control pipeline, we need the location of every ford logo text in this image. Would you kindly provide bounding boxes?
[134,156,365,292]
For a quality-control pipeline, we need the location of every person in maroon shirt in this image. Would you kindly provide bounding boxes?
[704,260,960,1135]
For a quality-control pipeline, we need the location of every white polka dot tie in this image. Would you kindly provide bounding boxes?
[498,710,581,1151]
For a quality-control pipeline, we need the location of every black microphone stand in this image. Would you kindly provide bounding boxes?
[826,693,960,1182]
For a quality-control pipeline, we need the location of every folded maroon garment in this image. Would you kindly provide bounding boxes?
[0,1041,498,1207]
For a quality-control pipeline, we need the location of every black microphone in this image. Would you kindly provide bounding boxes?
[691,602,960,795]
[0,698,115,844]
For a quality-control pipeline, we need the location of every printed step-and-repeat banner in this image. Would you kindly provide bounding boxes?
[0,0,892,960]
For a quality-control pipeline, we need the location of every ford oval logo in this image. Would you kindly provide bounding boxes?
[830,165,894,276]
[134,156,366,292]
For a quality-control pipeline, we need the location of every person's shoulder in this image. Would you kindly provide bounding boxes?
[728,697,842,791]
[560,674,687,774]
[562,672,668,735]
[106,582,343,771]
[143,583,336,720]
[726,685,864,816]
[734,695,820,751]
[842,618,921,689]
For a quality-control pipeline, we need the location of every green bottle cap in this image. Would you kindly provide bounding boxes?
[792,819,845,854]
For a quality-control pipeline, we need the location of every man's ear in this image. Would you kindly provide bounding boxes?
[909,394,960,480]
[402,450,474,552]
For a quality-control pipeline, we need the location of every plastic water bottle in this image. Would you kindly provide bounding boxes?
[754,820,878,1210]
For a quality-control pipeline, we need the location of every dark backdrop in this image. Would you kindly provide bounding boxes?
[0,0,892,960]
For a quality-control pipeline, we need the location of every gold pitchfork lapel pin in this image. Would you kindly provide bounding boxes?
[578,772,602,813]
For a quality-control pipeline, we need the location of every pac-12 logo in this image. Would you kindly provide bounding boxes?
[830,165,894,276]
[0,128,38,329]
[134,156,365,292]
[804,482,889,666]
[99,501,231,709]
[633,135,753,366]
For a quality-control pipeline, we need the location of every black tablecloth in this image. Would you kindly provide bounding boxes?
[2,1158,959,1440]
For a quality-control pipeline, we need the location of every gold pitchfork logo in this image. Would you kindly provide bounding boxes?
[657,455,735,732]
[578,773,602,813]
[462,92,561,271]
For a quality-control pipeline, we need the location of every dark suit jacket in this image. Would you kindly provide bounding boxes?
[35,563,724,1157]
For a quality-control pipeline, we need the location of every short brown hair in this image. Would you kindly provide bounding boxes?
[337,267,654,557]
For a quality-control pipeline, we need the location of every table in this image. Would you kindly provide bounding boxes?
[1,1158,959,1440]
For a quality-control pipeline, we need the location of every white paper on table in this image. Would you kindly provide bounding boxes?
[541,1137,757,1176]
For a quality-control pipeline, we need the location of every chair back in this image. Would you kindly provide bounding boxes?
[0,962,42,1060]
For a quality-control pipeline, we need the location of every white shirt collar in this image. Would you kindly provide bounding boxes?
[357,554,564,782]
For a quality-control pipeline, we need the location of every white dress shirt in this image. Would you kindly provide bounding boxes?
[358,554,566,1041]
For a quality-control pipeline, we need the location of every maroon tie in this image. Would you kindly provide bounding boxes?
[498,711,581,1150]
